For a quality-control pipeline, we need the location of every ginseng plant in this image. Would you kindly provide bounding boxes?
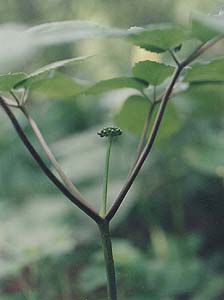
[0,12,224,300]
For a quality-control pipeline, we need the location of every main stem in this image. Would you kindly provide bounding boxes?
[98,221,117,300]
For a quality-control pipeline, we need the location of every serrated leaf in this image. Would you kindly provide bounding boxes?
[192,13,224,42]
[28,20,127,46]
[114,95,182,141]
[128,25,188,53]
[29,71,88,99]
[86,77,148,95]
[184,57,224,82]
[14,56,91,89]
[0,73,26,92]
[132,60,175,86]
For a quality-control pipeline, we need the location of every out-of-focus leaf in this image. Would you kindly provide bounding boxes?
[29,71,88,99]
[28,20,127,46]
[0,25,35,73]
[184,132,224,178]
[78,265,106,292]
[193,275,224,300]
[174,83,224,117]
[114,95,182,141]
[132,60,174,86]
[184,57,224,82]
[86,77,148,95]
[128,25,188,53]
[0,197,75,279]
[192,12,224,42]
[14,56,91,89]
[110,239,145,267]
[114,95,149,135]
[0,73,26,92]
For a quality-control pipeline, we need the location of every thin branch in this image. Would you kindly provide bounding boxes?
[20,105,87,202]
[169,49,180,66]
[0,96,102,224]
[136,102,155,163]
[106,66,183,221]
[128,88,157,177]
[182,34,224,67]
[10,90,21,107]
[136,86,157,159]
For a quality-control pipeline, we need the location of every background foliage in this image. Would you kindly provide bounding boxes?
[0,0,224,299]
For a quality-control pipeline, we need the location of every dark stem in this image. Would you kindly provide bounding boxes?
[0,96,102,224]
[98,221,117,300]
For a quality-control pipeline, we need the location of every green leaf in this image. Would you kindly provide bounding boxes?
[0,73,26,92]
[184,57,224,82]
[192,12,224,42]
[86,77,148,95]
[128,24,188,53]
[28,21,127,46]
[132,60,175,86]
[114,95,182,140]
[29,71,88,99]
[14,56,91,89]
[114,95,149,135]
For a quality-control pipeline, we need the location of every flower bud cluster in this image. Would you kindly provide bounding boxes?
[97,126,122,138]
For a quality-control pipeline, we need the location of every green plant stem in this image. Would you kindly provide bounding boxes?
[100,136,113,217]
[98,221,117,300]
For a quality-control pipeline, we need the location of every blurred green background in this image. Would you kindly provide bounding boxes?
[0,0,224,299]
